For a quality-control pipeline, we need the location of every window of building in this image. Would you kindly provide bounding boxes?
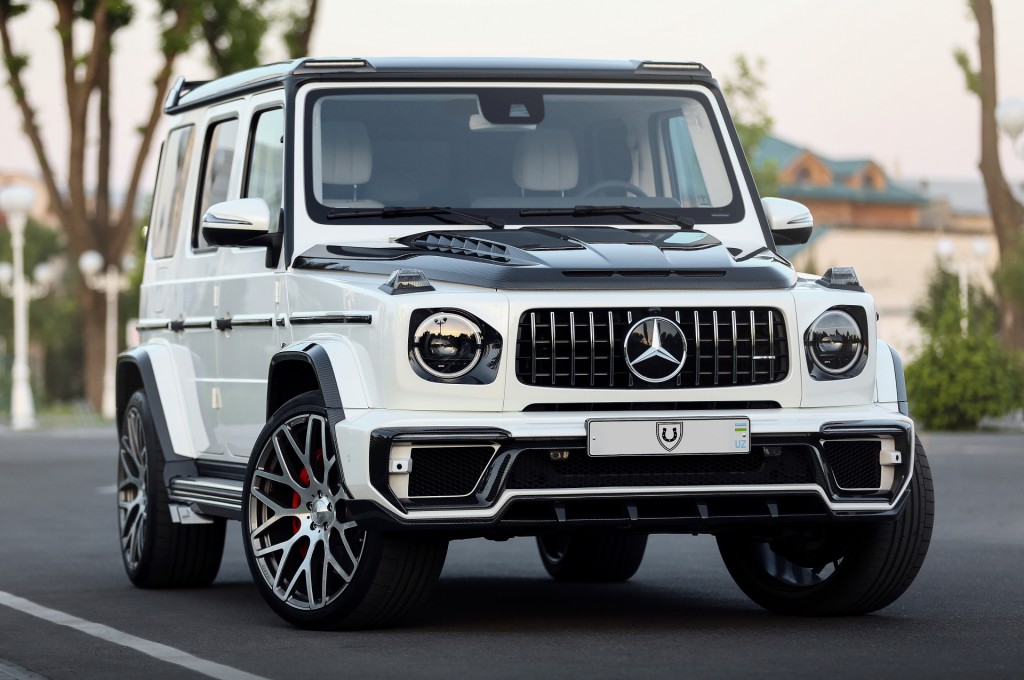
[193,118,239,249]
[244,108,285,233]
[149,125,195,259]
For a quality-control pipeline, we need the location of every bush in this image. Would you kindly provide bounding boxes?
[905,261,1024,430]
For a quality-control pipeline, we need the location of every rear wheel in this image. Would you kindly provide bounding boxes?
[118,389,226,587]
[537,532,648,582]
[717,437,934,615]
[242,391,448,629]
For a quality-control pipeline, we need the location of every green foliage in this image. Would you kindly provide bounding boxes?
[201,0,270,76]
[722,55,778,196]
[953,47,982,97]
[905,262,1024,430]
[992,239,1024,315]
[0,221,85,409]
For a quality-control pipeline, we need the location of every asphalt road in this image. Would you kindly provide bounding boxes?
[0,428,1022,680]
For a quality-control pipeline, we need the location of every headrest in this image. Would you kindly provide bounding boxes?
[513,130,578,192]
[321,121,372,185]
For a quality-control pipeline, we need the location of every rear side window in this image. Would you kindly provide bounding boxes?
[193,118,239,249]
[148,125,195,259]
[244,108,285,233]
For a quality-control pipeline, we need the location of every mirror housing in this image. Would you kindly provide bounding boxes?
[762,197,813,246]
[202,198,271,246]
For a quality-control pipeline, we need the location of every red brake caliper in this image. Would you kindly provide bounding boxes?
[289,448,324,557]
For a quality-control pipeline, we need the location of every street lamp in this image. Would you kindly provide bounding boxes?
[78,250,132,420]
[0,184,50,430]
[936,236,990,339]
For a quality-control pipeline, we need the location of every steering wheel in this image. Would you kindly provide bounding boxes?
[577,180,650,198]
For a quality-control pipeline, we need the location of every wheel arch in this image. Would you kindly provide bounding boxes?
[117,346,200,482]
[267,337,370,419]
[873,340,909,416]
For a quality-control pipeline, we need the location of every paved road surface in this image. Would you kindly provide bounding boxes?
[0,429,1022,679]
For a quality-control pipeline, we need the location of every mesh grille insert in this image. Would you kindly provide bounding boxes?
[822,440,882,490]
[408,446,495,498]
[506,446,816,490]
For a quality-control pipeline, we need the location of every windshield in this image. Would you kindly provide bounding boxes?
[304,87,744,225]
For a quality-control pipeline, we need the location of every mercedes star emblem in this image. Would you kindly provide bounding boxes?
[624,316,687,383]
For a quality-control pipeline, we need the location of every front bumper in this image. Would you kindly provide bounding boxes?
[335,405,914,535]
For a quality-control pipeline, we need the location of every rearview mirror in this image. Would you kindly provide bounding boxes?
[201,198,271,247]
[762,197,813,246]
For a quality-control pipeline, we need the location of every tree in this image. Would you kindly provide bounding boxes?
[954,0,1024,350]
[0,0,320,409]
[905,261,1024,430]
[723,55,778,196]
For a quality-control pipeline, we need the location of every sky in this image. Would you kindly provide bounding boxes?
[2,0,1024,196]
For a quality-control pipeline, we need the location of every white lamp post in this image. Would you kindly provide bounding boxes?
[0,184,47,430]
[936,236,990,339]
[78,250,132,420]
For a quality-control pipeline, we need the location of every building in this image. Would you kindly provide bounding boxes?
[753,135,929,229]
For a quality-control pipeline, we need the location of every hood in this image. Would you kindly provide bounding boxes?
[291,226,796,290]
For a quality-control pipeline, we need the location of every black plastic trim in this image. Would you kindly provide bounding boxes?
[116,350,199,487]
[889,346,910,416]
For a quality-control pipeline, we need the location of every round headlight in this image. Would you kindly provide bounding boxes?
[412,313,483,378]
[807,310,863,375]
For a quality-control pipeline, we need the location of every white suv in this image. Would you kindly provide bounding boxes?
[116,58,933,629]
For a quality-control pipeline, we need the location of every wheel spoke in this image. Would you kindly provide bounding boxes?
[250,487,298,518]
[254,469,305,495]
[255,532,300,559]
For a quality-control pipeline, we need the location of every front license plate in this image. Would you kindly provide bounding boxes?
[587,417,750,456]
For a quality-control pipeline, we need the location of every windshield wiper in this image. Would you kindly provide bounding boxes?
[519,205,694,228]
[325,206,504,229]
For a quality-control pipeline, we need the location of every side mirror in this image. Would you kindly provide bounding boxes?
[762,197,813,246]
[201,198,271,247]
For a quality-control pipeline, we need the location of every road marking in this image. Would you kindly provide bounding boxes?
[0,657,48,680]
[0,592,270,680]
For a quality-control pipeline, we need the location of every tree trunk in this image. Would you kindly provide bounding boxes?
[969,0,1024,349]
[78,285,106,410]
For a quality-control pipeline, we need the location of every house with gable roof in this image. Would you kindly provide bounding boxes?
[753,135,929,229]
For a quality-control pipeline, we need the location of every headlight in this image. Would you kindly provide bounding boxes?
[412,313,483,378]
[806,309,863,375]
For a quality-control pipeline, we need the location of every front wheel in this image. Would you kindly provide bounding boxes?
[717,437,934,616]
[242,391,448,629]
[537,532,648,582]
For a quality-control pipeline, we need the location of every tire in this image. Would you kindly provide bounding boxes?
[242,391,448,630]
[117,389,226,588]
[717,437,934,616]
[536,532,648,582]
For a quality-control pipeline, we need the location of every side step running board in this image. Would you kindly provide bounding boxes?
[168,476,244,521]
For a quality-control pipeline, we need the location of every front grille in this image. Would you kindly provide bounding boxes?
[515,307,788,388]
[506,446,816,490]
[408,446,495,497]
[822,441,882,490]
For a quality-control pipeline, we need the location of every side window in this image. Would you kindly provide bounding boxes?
[149,126,195,259]
[193,117,239,249]
[243,108,285,233]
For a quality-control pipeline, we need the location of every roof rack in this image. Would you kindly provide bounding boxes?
[164,76,211,113]
[292,58,375,75]
[635,61,711,75]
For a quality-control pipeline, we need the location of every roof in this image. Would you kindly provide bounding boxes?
[750,135,804,170]
[825,158,873,179]
[779,182,929,205]
[166,57,716,114]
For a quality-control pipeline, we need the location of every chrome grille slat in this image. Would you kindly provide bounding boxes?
[516,307,788,390]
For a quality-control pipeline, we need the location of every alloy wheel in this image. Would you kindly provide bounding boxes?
[247,413,363,610]
[118,405,148,571]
